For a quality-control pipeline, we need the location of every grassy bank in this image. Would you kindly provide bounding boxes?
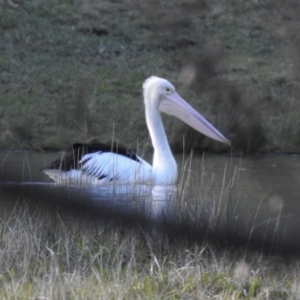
[0,202,299,299]
[1,0,300,153]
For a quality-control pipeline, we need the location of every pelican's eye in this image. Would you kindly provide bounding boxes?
[166,88,170,92]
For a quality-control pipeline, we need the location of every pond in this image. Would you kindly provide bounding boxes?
[0,151,299,255]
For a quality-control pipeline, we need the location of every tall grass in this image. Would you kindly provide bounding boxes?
[0,200,299,299]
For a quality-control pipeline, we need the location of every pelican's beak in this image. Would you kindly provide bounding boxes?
[159,92,230,145]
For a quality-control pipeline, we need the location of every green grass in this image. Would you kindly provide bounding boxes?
[1,0,300,152]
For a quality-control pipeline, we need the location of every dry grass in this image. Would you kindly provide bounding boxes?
[0,201,299,299]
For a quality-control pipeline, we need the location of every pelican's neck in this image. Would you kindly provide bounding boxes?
[145,106,177,184]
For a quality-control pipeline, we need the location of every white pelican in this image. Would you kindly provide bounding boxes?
[44,76,230,185]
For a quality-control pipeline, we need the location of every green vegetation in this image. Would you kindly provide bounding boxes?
[1,0,300,152]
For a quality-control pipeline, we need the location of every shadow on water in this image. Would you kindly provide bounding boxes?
[0,151,300,256]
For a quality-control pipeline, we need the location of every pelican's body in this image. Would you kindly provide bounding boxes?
[44,76,230,185]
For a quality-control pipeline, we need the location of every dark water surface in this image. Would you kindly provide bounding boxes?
[0,151,299,255]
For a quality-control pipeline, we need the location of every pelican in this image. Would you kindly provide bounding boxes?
[44,76,230,185]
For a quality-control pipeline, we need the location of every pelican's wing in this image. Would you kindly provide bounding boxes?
[80,152,153,183]
[43,143,154,185]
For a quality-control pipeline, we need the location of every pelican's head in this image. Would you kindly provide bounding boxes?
[143,76,231,146]
[143,76,176,108]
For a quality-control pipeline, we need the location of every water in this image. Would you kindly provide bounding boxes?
[0,151,299,254]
